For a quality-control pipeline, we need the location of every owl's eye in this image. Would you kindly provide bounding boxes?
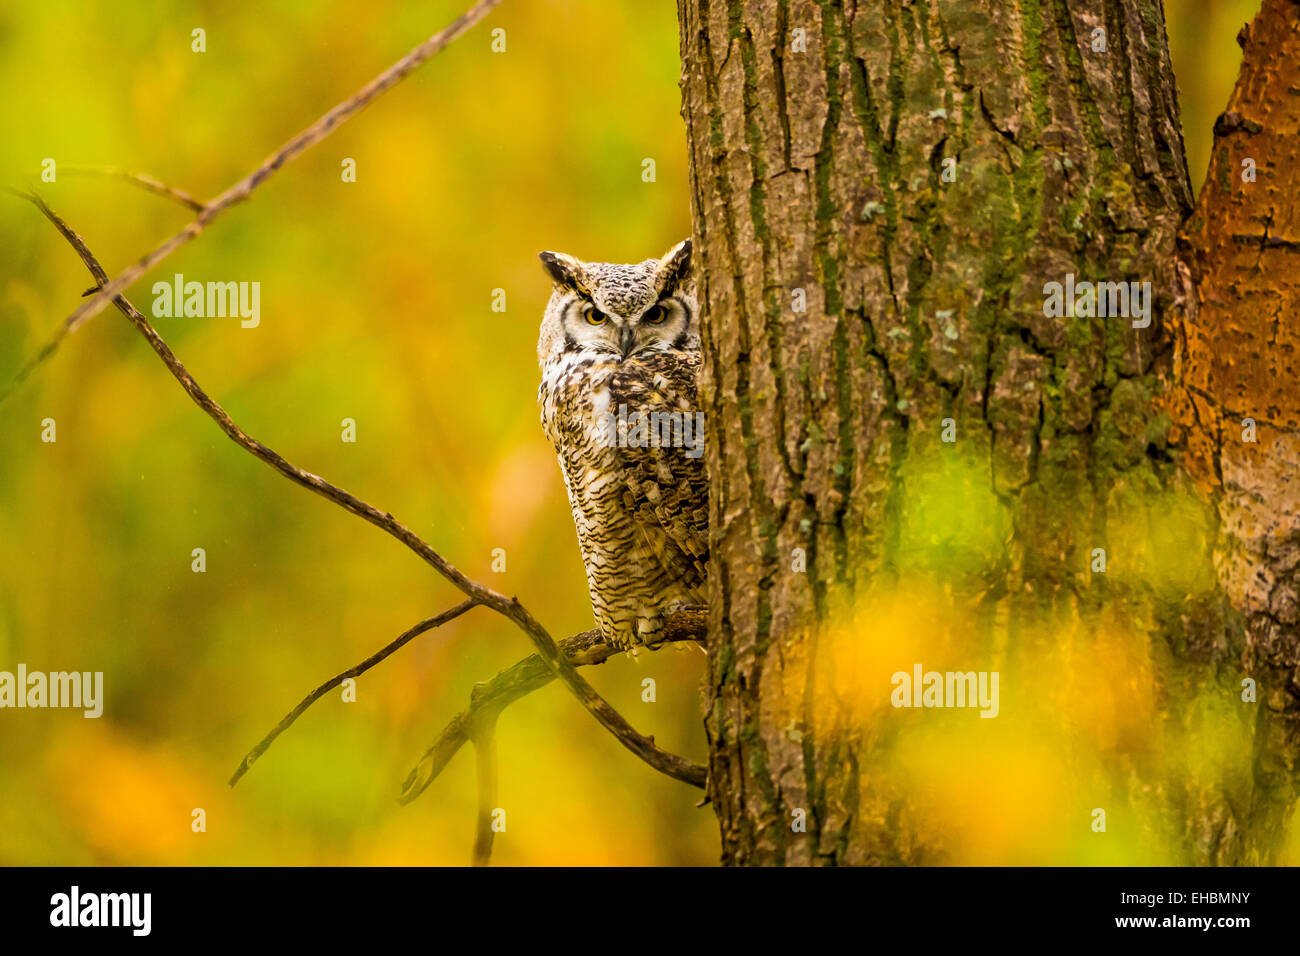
[643,304,666,325]
[584,304,607,325]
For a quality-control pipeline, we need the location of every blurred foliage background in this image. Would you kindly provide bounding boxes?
[0,0,1263,865]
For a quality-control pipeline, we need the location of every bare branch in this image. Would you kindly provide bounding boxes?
[399,612,708,807]
[1,0,502,402]
[60,166,206,213]
[656,605,708,646]
[20,190,708,791]
[229,600,478,787]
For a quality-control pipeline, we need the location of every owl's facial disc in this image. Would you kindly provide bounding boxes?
[628,296,689,356]
[561,294,688,359]
[560,297,620,356]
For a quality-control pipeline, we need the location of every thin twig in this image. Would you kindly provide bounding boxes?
[0,0,502,403]
[470,716,499,866]
[60,166,206,213]
[399,613,708,807]
[21,190,708,790]
[229,600,477,787]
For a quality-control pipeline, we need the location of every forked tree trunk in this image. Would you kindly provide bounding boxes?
[678,0,1299,865]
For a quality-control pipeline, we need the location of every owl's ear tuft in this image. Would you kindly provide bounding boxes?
[539,251,587,293]
[658,238,693,295]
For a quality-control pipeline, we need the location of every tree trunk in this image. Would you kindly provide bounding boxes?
[1173,0,1300,863]
[679,0,1299,865]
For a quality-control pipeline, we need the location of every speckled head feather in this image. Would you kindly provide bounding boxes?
[539,239,692,316]
[536,239,698,365]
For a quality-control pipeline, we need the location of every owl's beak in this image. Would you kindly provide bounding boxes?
[619,325,637,358]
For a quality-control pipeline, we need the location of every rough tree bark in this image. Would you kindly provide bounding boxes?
[678,0,1299,865]
[1173,0,1300,862]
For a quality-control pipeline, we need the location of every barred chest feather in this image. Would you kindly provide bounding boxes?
[538,349,708,648]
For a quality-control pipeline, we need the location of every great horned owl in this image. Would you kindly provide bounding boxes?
[537,239,708,649]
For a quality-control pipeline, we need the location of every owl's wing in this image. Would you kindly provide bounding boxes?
[608,350,709,599]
